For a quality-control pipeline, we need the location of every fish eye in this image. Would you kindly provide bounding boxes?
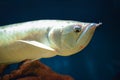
[73,25,82,33]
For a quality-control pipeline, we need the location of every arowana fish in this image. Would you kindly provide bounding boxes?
[0,20,102,64]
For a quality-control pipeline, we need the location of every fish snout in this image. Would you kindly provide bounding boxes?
[84,22,102,31]
[90,22,102,28]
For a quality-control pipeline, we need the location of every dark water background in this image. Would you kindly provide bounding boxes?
[0,0,120,80]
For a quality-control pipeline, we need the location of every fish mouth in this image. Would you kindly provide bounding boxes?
[86,22,102,30]
[76,22,102,44]
[95,22,102,27]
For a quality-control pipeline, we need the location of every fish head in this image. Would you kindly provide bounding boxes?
[49,21,102,56]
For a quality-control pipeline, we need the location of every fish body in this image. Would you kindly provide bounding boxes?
[0,20,101,64]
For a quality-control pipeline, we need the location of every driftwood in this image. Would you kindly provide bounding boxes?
[0,60,73,80]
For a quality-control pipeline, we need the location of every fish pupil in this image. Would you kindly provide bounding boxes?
[75,29,80,32]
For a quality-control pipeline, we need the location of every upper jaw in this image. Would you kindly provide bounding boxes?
[86,22,102,29]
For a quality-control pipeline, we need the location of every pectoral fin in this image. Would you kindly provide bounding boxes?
[18,40,55,51]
